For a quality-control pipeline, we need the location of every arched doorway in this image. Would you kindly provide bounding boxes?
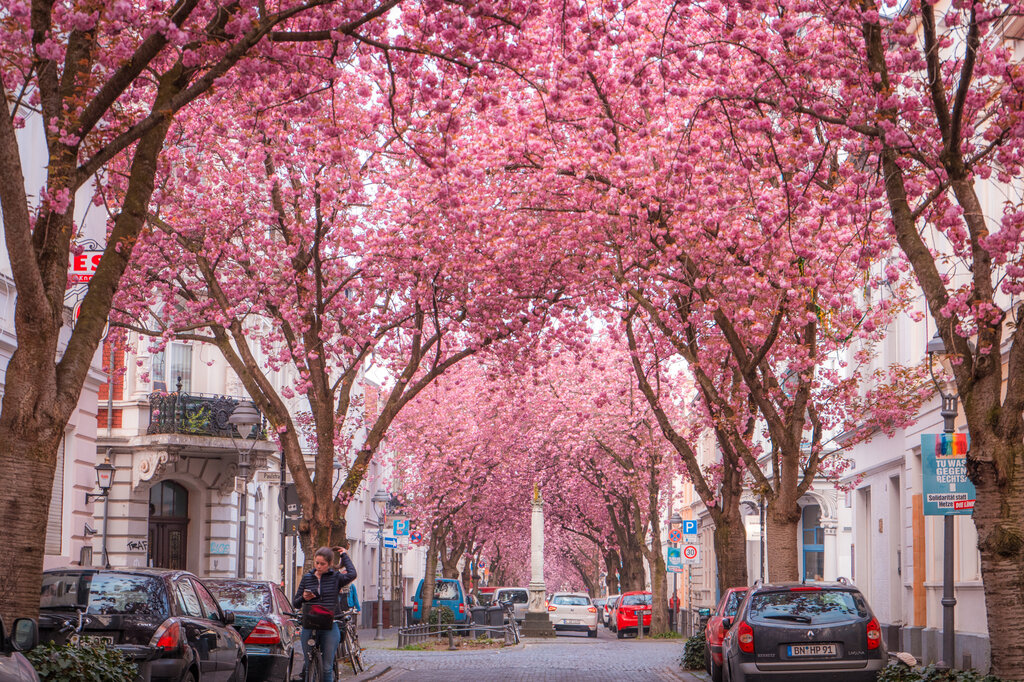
[149,480,189,569]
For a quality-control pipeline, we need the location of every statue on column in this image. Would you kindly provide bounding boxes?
[521,482,555,637]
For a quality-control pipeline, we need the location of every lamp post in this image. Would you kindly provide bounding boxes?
[86,452,116,568]
[228,402,261,579]
[927,329,958,670]
[372,488,390,640]
[668,511,683,633]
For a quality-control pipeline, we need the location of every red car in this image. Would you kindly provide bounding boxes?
[614,591,652,639]
[704,586,748,682]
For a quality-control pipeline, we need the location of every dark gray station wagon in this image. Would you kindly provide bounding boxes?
[721,581,886,682]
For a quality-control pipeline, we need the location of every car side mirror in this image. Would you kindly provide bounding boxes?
[221,610,235,625]
[11,619,38,652]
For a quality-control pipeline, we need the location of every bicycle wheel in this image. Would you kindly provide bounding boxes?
[348,626,364,673]
[342,627,361,674]
[305,645,323,682]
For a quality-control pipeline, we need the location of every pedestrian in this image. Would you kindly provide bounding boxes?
[293,546,357,682]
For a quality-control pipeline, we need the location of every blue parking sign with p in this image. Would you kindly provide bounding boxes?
[681,519,698,536]
[393,519,410,536]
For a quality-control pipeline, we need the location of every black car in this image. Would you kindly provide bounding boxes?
[721,581,886,682]
[0,615,40,682]
[39,568,246,682]
[204,579,302,682]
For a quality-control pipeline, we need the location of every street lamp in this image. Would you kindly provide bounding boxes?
[86,452,116,568]
[229,402,260,579]
[371,488,390,640]
[927,329,959,670]
[668,512,683,634]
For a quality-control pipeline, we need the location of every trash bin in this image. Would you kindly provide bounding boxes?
[486,605,504,627]
[471,606,489,637]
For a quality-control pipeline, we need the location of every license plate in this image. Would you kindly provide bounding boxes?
[563,619,580,624]
[788,643,837,657]
[71,634,115,645]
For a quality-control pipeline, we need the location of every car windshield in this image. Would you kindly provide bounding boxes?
[750,590,868,624]
[206,581,272,613]
[500,590,528,604]
[552,596,590,606]
[40,572,170,617]
[421,582,460,600]
[621,594,652,606]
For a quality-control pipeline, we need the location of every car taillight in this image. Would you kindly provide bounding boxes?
[459,604,465,614]
[150,620,183,652]
[867,617,881,649]
[737,621,754,653]
[245,618,281,645]
[712,621,725,645]
[587,606,597,613]
[790,586,821,591]
[548,605,557,612]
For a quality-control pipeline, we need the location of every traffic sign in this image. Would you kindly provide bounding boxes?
[383,536,398,549]
[681,519,698,535]
[410,530,422,543]
[393,519,410,536]
[668,528,682,544]
[682,544,700,564]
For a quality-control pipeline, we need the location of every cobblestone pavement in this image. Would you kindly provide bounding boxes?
[351,627,706,681]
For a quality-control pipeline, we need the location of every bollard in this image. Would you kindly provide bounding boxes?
[448,626,456,650]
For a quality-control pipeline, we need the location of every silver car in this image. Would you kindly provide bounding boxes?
[0,616,40,682]
[492,587,530,623]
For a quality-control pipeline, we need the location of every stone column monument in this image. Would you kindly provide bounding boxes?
[521,483,556,637]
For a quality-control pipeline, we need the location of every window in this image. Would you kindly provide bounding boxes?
[40,572,170,618]
[45,437,66,555]
[152,343,192,393]
[206,581,271,613]
[802,504,825,581]
[621,593,653,606]
[552,595,590,606]
[500,589,528,604]
[176,580,203,617]
[749,589,868,625]
[191,579,223,620]
[150,481,188,518]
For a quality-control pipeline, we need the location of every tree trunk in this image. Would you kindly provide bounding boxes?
[712,504,749,594]
[604,549,621,594]
[646,543,670,635]
[766,497,801,582]
[420,534,441,623]
[0,434,63,624]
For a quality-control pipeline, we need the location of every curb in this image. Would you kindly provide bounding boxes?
[354,664,393,681]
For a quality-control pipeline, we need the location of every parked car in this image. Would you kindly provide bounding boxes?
[547,593,599,637]
[720,581,886,682]
[38,568,246,682]
[592,597,607,619]
[477,587,497,606]
[204,579,302,682]
[410,578,471,624]
[705,586,749,682]
[0,615,40,682]
[614,591,652,639]
[491,587,530,623]
[602,594,621,628]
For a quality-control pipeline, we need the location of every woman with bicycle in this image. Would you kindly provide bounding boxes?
[292,546,357,682]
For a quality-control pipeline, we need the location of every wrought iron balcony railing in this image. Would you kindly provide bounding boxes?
[148,388,267,440]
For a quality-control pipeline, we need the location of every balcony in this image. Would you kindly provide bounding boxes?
[148,390,267,440]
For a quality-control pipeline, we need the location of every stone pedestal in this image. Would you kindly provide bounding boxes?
[522,486,555,637]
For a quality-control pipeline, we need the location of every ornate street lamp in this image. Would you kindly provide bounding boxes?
[86,452,116,568]
[229,402,261,578]
[927,329,959,670]
[371,488,390,640]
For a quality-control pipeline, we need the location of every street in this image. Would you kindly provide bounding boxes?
[353,628,703,681]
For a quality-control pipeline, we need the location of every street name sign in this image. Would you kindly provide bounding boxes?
[922,433,975,515]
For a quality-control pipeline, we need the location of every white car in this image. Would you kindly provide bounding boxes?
[547,592,599,637]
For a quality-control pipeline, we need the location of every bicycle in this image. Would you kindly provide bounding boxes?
[333,608,363,675]
[498,597,520,644]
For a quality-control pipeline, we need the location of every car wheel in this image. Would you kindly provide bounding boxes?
[588,629,597,638]
[229,659,246,682]
[616,629,625,640]
[710,656,722,682]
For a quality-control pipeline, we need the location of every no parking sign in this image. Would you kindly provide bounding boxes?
[410,530,422,543]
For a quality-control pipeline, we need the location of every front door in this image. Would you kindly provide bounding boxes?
[149,481,189,569]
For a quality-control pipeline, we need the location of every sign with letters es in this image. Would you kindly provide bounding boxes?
[922,433,975,515]
[69,250,104,284]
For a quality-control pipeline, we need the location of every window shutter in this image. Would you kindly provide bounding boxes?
[45,438,65,555]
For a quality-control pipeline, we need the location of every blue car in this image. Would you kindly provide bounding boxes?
[410,579,470,624]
